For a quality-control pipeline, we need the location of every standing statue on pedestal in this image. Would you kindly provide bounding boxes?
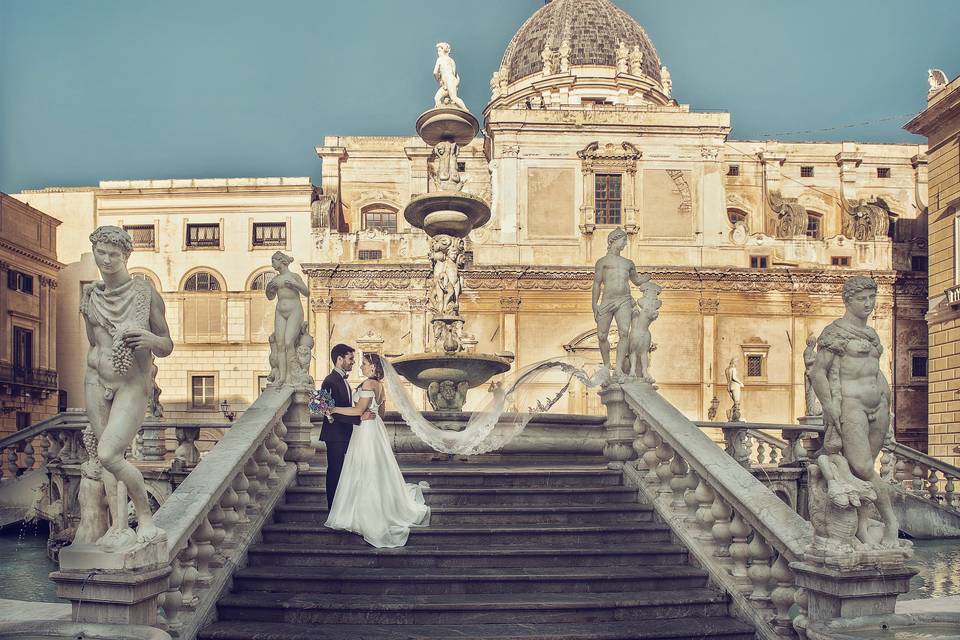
[623,281,661,382]
[79,226,173,550]
[266,252,314,389]
[808,276,906,554]
[429,235,464,317]
[804,333,823,417]
[433,42,467,110]
[593,227,650,377]
[725,358,743,422]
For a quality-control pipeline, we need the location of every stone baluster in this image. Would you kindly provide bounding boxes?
[927,469,941,503]
[192,517,216,584]
[769,552,797,637]
[23,440,35,471]
[262,427,282,484]
[179,539,199,611]
[793,587,809,639]
[668,452,688,510]
[710,495,733,567]
[911,462,925,494]
[747,532,773,606]
[728,511,752,586]
[219,485,240,549]
[769,444,780,466]
[232,471,251,525]
[0,448,8,479]
[207,502,227,568]
[756,439,767,465]
[39,434,51,465]
[894,455,909,488]
[879,447,895,482]
[641,428,661,485]
[243,458,262,516]
[160,558,185,631]
[694,478,717,547]
[683,467,700,521]
[255,442,274,491]
[654,440,674,498]
[7,447,19,476]
[273,418,289,466]
[945,475,956,509]
[632,418,649,470]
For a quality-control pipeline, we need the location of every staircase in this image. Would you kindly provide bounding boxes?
[199,461,755,640]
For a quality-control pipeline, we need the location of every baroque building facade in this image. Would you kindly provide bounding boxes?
[12,0,929,447]
[0,193,62,436]
[906,70,960,464]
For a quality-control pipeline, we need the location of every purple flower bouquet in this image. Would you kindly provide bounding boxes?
[309,388,336,418]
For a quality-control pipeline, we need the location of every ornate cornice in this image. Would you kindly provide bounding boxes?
[0,238,63,272]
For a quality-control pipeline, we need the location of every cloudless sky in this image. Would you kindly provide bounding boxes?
[1,0,957,192]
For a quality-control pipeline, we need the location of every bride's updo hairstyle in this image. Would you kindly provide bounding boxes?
[364,353,385,381]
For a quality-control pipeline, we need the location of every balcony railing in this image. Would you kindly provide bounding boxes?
[945,284,960,306]
[0,364,58,391]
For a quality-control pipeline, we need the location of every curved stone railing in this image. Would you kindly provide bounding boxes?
[0,410,88,480]
[606,382,814,639]
[883,441,960,511]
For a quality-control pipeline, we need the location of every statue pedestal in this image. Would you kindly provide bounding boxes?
[52,538,170,626]
[283,388,315,468]
[600,383,639,466]
[791,560,916,623]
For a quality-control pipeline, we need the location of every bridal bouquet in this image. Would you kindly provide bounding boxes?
[309,389,336,418]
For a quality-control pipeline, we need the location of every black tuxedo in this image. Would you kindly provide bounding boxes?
[319,370,361,509]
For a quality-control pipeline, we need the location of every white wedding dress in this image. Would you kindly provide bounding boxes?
[324,388,431,548]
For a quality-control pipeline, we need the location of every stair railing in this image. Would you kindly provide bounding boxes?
[884,441,960,511]
[612,383,813,640]
[0,410,88,480]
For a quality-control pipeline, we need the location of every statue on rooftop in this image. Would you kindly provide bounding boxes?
[541,44,555,76]
[558,39,571,73]
[629,45,644,75]
[434,42,467,110]
[928,68,948,95]
[660,64,672,98]
[79,226,173,551]
[615,41,629,74]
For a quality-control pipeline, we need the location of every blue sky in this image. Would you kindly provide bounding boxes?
[1,0,957,193]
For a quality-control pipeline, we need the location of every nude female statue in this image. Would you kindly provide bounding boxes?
[809,276,899,547]
[266,251,311,387]
[433,42,467,110]
[80,226,173,549]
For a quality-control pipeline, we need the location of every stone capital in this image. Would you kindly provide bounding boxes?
[759,151,786,166]
[407,296,429,311]
[499,296,522,312]
[309,296,334,313]
[791,298,814,316]
[699,297,720,314]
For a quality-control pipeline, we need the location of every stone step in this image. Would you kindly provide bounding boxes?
[246,542,689,569]
[215,589,731,625]
[274,503,654,526]
[284,485,638,507]
[200,617,756,640]
[231,565,711,595]
[296,465,624,488]
[259,522,672,546]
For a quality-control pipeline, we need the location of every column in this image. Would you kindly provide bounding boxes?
[408,296,428,353]
[835,144,863,203]
[310,294,333,379]
[499,295,521,358]
[700,297,719,420]
[498,144,520,244]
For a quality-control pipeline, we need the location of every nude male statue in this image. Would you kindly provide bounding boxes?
[809,276,898,547]
[80,226,173,549]
[592,227,649,376]
[433,42,467,110]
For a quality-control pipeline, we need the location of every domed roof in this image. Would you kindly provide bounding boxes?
[499,0,663,84]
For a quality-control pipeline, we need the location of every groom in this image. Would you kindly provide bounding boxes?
[319,343,368,509]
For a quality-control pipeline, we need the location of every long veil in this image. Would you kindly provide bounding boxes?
[380,355,609,455]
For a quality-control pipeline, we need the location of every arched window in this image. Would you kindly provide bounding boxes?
[362,205,398,234]
[806,211,823,240]
[183,271,222,292]
[727,208,748,227]
[249,271,275,291]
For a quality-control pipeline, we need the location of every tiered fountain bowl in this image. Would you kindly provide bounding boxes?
[392,103,511,412]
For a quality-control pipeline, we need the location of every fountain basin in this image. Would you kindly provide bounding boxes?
[807,613,960,640]
[392,352,512,412]
[403,192,490,238]
[415,107,479,146]
[0,621,171,640]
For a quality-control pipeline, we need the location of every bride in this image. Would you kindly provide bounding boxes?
[324,352,431,548]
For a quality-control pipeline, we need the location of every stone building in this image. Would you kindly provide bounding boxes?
[0,193,62,436]
[13,0,930,444]
[906,70,960,464]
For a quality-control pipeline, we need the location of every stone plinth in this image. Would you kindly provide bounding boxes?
[791,560,916,624]
[599,382,639,465]
[50,564,170,626]
[283,389,315,467]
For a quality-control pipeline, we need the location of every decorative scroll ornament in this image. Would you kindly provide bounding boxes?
[577,141,642,173]
[768,191,808,239]
[843,198,891,241]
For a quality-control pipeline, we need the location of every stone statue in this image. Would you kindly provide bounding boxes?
[73,427,109,545]
[615,41,629,73]
[804,333,823,417]
[660,65,672,97]
[541,44,555,76]
[79,226,173,550]
[622,281,661,383]
[725,358,743,422]
[808,276,906,553]
[629,45,644,75]
[558,39,571,73]
[498,66,509,94]
[490,70,501,99]
[434,42,467,110]
[429,235,465,316]
[428,379,469,411]
[592,227,650,377]
[266,252,314,389]
[928,68,948,95]
[433,141,467,191]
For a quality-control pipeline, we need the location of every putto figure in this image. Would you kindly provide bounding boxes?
[433,42,467,110]
[592,227,650,377]
[80,226,173,550]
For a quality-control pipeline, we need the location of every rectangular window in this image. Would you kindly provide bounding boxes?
[746,355,763,378]
[257,375,270,397]
[12,327,33,371]
[7,269,34,295]
[363,211,398,234]
[800,166,815,178]
[831,256,851,267]
[15,412,30,431]
[911,355,928,378]
[594,174,622,225]
[750,255,768,269]
[911,255,928,272]
[727,164,740,177]
[191,375,217,410]
[358,250,383,260]
[123,225,156,249]
[182,297,225,343]
[877,167,891,179]
[806,215,822,239]
[186,223,220,248]
[252,222,287,247]
[463,251,474,266]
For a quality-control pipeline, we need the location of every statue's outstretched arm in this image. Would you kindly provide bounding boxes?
[629,264,650,286]
[148,290,174,357]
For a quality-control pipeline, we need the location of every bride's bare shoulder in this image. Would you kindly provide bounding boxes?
[361,378,382,391]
